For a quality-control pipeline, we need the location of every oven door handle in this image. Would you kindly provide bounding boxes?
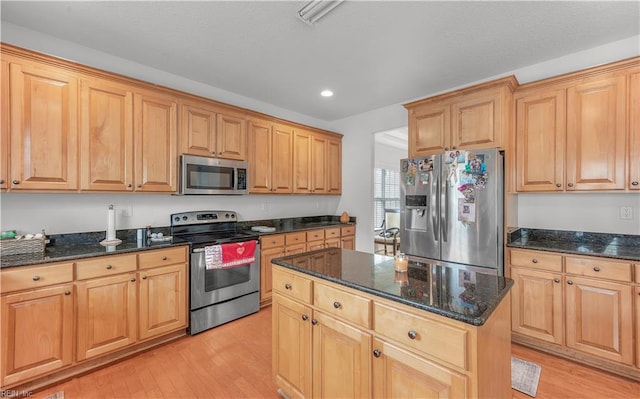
[193,248,204,253]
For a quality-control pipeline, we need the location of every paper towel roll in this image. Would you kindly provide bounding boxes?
[106,205,116,240]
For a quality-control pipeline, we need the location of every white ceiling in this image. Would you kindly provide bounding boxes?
[1,1,639,122]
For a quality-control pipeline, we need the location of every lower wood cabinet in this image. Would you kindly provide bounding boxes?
[138,264,187,340]
[636,285,640,369]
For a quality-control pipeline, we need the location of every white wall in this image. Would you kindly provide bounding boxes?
[374,142,406,172]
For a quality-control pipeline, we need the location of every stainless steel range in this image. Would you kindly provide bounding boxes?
[171,210,260,335]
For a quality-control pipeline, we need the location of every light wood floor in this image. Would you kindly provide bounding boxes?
[31,307,638,399]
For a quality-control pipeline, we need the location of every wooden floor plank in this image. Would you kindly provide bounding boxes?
[29,307,638,399]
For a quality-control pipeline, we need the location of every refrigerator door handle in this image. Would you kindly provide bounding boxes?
[441,164,448,243]
[431,172,439,242]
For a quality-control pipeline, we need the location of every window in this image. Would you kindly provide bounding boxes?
[373,168,400,228]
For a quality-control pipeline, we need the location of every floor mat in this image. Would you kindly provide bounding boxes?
[512,357,542,397]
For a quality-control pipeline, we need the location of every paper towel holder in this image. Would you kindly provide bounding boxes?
[100,204,122,246]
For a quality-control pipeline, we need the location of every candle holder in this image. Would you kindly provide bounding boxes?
[394,252,408,273]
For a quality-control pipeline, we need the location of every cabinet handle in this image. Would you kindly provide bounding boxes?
[127,183,132,188]
[555,183,562,188]
[567,280,574,285]
[302,314,309,321]
[567,183,574,188]
[137,184,142,188]
[130,278,136,282]
[444,147,449,151]
[531,259,538,264]
[32,275,40,281]
[452,146,457,150]
[12,180,20,185]
[285,283,292,290]
[106,265,113,270]
[142,276,147,280]
[373,349,381,358]
[554,278,560,283]
[333,301,342,309]
[64,291,71,296]
[593,267,600,272]
[311,319,318,325]
[631,181,638,186]
[407,330,417,340]
[0,179,4,185]
[162,256,168,261]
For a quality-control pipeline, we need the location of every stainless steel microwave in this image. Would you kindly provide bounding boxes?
[179,155,248,195]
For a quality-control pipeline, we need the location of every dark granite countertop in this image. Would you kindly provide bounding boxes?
[238,215,354,235]
[272,248,513,326]
[507,228,640,262]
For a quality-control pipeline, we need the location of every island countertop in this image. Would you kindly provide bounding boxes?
[272,248,513,326]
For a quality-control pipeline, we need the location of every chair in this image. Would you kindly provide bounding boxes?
[374,209,401,255]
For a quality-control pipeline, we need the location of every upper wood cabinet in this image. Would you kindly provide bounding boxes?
[294,130,342,194]
[247,119,293,194]
[405,76,516,157]
[1,60,8,190]
[180,99,247,161]
[327,137,342,194]
[80,78,134,191]
[629,69,640,190]
[133,91,178,192]
[293,129,312,193]
[9,60,79,190]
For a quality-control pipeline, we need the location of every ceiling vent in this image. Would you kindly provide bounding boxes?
[297,0,345,25]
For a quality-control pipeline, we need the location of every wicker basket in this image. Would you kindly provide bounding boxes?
[0,234,46,256]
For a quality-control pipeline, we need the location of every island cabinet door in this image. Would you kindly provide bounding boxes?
[565,276,633,365]
[272,295,312,399]
[312,311,371,399]
[371,338,468,399]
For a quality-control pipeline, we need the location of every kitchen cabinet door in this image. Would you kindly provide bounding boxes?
[272,294,312,399]
[565,275,633,365]
[133,91,178,192]
[76,273,137,361]
[293,129,312,193]
[138,264,187,340]
[10,61,78,190]
[372,338,467,399]
[635,285,640,369]
[180,100,217,157]
[452,89,502,150]
[260,245,286,306]
[1,284,74,387]
[271,124,293,193]
[248,118,272,193]
[629,69,640,190]
[515,88,566,192]
[510,267,564,345]
[80,78,134,191]
[310,134,328,193]
[327,137,342,194]
[408,102,450,157]
[216,112,246,160]
[566,73,627,190]
[1,60,8,190]
[312,311,371,399]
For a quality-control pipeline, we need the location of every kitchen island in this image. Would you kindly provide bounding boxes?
[271,248,513,399]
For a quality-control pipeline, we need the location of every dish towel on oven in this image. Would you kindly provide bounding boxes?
[204,241,257,270]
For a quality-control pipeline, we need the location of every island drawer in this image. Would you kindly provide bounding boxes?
[306,229,325,242]
[273,267,313,304]
[341,226,355,236]
[1,262,73,293]
[285,232,306,246]
[510,248,563,272]
[324,227,341,239]
[261,234,285,249]
[138,247,187,270]
[314,282,371,329]
[565,256,632,282]
[76,254,137,280]
[374,302,469,370]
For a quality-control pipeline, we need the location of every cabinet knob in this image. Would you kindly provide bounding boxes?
[593,267,600,272]
[531,259,538,264]
[32,275,40,281]
[106,265,113,270]
[452,146,457,150]
[311,319,318,325]
[567,280,574,285]
[0,179,4,185]
[333,301,342,309]
[444,147,449,151]
[407,330,417,340]
[285,283,292,290]
[64,291,71,296]
[12,180,20,185]
[373,349,381,358]
[554,278,560,283]
[137,184,142,188]
[567,183,574,188]
[130,278,136,282]
[127,183,132,188]
[555,183,562,188]
[162,256,168,261]
[632,181,639,186]
[142,276,147,280]
[302,314,309,321]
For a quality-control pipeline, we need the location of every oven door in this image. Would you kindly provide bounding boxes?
[180,154,248,195]
[190,243,260,310]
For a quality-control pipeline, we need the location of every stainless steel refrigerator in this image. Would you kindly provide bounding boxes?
[399,149,504,274]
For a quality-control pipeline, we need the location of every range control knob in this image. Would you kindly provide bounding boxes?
[231,214,235,218]
[225,213,230,218]
[174,217,180,222]
[182,216,188,221]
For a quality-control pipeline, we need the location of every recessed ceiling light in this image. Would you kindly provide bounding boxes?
[320,90,334,97]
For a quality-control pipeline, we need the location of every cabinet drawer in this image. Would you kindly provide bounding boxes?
[138,246,187,270]
[565,256,632,282]
[1,262,73,293]
[374,302,469,370]
[510,249,563,272]
[324,227,341,239]
[285,232,306,246]
[261,234,285,249]
[273,267,313,304]
[76,254,137,280]
[314,282,371,329]
[341,226,355,236]
[306,229,324,242]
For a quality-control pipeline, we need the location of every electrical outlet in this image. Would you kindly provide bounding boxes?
[620,206,632,220]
